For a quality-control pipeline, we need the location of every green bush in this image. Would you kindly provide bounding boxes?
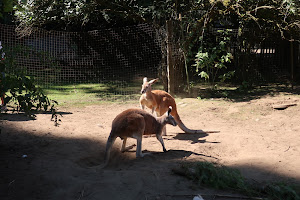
[194,29,235,89]
[0,44,58,119]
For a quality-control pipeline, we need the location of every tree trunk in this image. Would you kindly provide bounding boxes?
[166,20,175,96]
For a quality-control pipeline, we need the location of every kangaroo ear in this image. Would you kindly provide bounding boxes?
[143,77,148,83]
[167,106,172,116]
[149,78,158,85]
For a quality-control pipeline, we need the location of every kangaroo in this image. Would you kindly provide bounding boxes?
[103,107,177,167]
[139,77,205,134]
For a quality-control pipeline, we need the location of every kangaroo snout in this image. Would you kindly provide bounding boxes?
[168,115,177,126]
[171,119,177,126]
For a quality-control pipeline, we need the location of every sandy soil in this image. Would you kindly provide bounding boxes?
[1,94,300,200]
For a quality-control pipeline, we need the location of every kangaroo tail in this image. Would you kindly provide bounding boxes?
[173,112,206,134]
[103,133,117,167]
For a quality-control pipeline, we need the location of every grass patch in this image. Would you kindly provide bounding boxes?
[4,80,164,109]
[41,83,142,107]
[38,82,300,108]
[40,80,167,107]
[173,161,300,200]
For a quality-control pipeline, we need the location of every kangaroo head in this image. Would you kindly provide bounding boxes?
[165,106,177,126]
[140,77,158,94]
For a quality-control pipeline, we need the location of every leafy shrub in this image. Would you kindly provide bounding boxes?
[194,29,235,89]
[0,43,58,120]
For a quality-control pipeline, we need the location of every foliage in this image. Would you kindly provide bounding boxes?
[0,0,14,24]
[11,0,300,86]
[11,0,300,46]
[135,0,300,85]
[180,162,252,194]
[12,1,300,49]
[194,29,234,88]
[14,0,148,33]
[177,161,300,200]
[0,44,58,123]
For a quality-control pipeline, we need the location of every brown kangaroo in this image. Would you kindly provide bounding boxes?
[103,107,177,167]
[139,77,205,134]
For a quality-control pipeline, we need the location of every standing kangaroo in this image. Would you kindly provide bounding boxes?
[139,77,205,134]
[103,107,177,167]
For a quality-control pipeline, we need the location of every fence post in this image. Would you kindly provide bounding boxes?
[290,37,294,88]
[166,20,175,96]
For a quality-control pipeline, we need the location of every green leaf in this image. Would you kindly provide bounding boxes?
[3,0,14,12]
[199,71,209,80]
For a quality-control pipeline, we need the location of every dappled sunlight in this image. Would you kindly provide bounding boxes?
[43,82,144,105]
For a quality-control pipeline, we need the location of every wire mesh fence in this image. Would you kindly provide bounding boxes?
[0,23,166,100]
[1,23,298,102]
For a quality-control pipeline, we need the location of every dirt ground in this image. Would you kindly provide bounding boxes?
[1,93,300,200]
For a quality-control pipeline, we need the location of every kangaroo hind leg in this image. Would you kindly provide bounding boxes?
[121,137,127,152]
[121,137,136,153]
[135,136,144,157]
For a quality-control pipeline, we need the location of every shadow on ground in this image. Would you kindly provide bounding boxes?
[173,132,220,144]
[1,115,299,200]
[183,84,300,102]
[0,111,72,122]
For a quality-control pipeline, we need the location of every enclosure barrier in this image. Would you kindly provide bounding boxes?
[0,23,166,100]
[1,23,298,100]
